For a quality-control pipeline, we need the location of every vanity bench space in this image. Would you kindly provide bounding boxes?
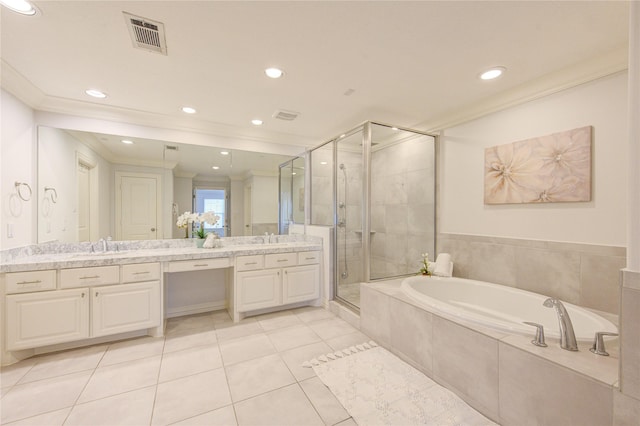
[0,239,322,365]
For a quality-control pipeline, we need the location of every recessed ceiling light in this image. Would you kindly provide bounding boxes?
[391,127,399,131]
[340,134,346,139]
[292,172,297,176]
[264,68,284,79]
[251,119,263,126]
[121,139,134,145]
[181,106,197,114]
[0,0,36,15]
[220,151,229,155]
[320,161,328,165]
[480,67,506,80]
[85,89,107,99]
[212,166,220,170]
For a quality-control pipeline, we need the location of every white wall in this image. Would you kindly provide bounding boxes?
[1,90,36,249]
[173,176,193,238]
[37,127,113,243]
[250,174,279,224]
[440,71,628,246]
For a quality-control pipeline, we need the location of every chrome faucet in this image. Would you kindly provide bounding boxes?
[97,236,112,252]
[543,298,578,351]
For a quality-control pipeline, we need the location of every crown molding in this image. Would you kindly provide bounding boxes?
[413,45,629,133]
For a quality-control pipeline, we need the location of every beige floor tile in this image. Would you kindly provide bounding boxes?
[0,371,91,424]
[152,368,231,426]
[334,418,357,426]
[164,328,218,353]
[280,341,333,382]
[77,355,161,403]
[308,318,358,341]
[159,344,223,383]
[267,325,322,352]
[215,321,263,341]
[299,376,350,425]
[165,312,216,335]
[292,306,336,324]
[18,345,107,384]
[225,354,296,402]
[214,316,256,331]
[256,310,302,331]
[100,336,165,367]
[3,407,71,426]
[0,358,36,388]
[234,383,324,426]
[219,333,276,366]
[66,386,155,425]
[172,405,237,426]
[210,309,233,324]
[325,330,372,351]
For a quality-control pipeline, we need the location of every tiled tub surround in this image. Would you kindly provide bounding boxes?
[0,236,323,366]
[360,280,620,425]
[438,233,626,315]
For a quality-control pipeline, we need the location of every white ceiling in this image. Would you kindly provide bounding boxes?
[1,1,630,151]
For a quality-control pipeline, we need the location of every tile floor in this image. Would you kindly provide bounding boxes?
[1,307,369,425]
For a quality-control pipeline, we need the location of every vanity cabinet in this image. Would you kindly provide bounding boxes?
[91,281,160,337]
[4,264,161,351]
[6,288,89,351]
[235,251,320,314]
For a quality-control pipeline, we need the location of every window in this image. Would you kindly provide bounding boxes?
[194,188,226,236]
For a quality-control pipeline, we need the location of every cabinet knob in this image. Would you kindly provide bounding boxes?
[81,292,85,298]
[151,228,156,232]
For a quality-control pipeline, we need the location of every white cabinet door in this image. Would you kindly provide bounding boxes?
[237,269,281,312]
[6,288,89,350]
[91,281,161,337]
[282,265,320,304]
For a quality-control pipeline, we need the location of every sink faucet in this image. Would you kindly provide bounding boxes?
[97,236,112,252]
[543,298,578,351]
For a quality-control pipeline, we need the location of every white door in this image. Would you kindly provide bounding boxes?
[116,172,161,240]
[6,288,89,350]
[77,162,91,242]
[91,281,161,337]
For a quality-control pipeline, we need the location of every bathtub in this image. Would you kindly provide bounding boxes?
[401,275,617,341]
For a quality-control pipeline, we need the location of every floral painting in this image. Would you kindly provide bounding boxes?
[484,126,592,204]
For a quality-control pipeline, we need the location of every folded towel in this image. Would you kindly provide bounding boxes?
[434,253,453,277]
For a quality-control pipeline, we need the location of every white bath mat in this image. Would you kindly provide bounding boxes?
[306,343,496,426]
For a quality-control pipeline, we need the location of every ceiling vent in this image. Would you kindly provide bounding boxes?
[272,109,300,121]
[123,12,167,55]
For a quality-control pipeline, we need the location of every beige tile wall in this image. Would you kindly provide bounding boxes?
[620,271,640,411]
[360,282,620,425]
[438,233,625,314]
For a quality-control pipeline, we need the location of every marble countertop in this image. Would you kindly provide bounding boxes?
[0,242,322,273]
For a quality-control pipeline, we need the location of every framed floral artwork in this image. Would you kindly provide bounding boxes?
[484,126,592,204]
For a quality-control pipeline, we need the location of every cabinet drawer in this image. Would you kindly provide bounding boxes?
[264,252,297,269]
[5,270,57,294]
[297,251,320,265]
[167,258,231,273]
[236,255,264,272]
[60,266,119,288]
[121,262,160,283]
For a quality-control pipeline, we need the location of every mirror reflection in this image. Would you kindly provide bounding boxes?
[37,126,297,243]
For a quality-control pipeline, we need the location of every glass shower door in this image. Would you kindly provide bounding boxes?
[335,128,365,307]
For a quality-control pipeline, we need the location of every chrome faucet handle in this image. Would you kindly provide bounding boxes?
[523,322,547,347]
[590,331,619,356]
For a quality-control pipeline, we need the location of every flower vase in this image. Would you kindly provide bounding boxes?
[195,238,205,248]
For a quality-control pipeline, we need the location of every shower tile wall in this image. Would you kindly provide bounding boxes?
[371,138,435,279]
[310,146,333,226]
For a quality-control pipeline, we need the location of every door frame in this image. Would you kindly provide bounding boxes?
[114,171,163,240]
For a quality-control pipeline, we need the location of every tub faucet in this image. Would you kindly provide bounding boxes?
[543,298,578,351]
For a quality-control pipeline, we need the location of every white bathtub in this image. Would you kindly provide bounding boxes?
[401,276,617,341]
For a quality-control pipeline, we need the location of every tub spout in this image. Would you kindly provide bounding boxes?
[543,298,578,351]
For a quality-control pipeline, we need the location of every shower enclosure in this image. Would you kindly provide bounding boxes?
[309,122,436,309]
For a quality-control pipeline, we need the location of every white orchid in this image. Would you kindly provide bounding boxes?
[176,211,198,228]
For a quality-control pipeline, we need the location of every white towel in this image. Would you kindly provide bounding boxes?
[433,253,453,277]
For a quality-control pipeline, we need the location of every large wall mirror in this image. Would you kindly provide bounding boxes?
[37,126,297,243]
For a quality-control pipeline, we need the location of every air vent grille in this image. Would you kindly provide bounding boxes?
[272,109,300,121]
[123,12,167,55]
